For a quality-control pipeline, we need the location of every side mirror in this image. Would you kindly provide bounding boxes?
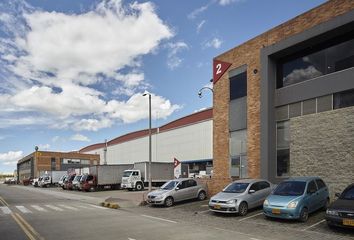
[175,187,180,191]
[249,189,256,194]
[335,193,341,198]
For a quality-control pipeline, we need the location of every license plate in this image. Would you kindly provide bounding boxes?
[343,218,354,226]
[272,208,281,214]
[214,204,221,209]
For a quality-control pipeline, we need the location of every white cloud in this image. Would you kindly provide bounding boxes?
[51,136,60,143]
[196,20,206,33]
[0,150,23,166]
[106,92,181,123]
[204,37,222,49]
[70,134,91,142]
[283,66,322,85]
[0,0,181,131]
[188,4,210,19]
[218,0,244,6]
[166,41,189,70]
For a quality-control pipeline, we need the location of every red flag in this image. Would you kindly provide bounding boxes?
[173,158,180,168]
[213,59,232,84]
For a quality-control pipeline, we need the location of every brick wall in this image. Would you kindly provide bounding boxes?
[211,0,354,196]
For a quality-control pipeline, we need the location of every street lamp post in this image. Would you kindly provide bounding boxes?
[143,93,152,192]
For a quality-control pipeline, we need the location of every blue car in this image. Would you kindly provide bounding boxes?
[263,177,329,222]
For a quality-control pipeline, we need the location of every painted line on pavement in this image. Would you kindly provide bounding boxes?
[201,204,209,207]
[301,219,326,231]
[88,204,108,210]
[16,206,32,214]
[198,209,210,214]
[141,214,177,224]
[45,205,63,211]
[31,205,47,212]
[58,205,79,211]
[0,206,12,214]
[238,212,263,222]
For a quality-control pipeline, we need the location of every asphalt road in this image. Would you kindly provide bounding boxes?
[0,184,256,240]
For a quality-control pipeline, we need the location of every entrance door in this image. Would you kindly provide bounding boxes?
[240,154,248,178]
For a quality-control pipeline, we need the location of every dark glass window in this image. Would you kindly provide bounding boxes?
[315,179,326,189]
[277,33,354,88]
[249,183,260,192]
[277,149,289,177]
[307,180,318,193]
[230,71,247,100]
[187,180,197,187]
[276,121,290,177]
[259,181,270,190]
[333,89,354,109]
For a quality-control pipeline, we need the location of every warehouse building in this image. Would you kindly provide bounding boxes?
[80,108,213,177]
[210,0,354,197]
[17,151,99,183]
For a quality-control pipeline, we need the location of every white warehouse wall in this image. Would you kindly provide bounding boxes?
[82,119,212,165]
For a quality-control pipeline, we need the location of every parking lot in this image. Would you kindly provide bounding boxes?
[134,199,354,240]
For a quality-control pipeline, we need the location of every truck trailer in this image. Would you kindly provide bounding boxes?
[121,162,174,191]
[81,164,133,192]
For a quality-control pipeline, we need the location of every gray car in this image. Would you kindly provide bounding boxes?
[209,179,273,216]
[147,178,207,207]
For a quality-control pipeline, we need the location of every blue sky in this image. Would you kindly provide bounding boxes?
[0,0,326,173]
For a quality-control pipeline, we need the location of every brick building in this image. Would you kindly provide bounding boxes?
[17,151,100,182]
[210,0,354,197]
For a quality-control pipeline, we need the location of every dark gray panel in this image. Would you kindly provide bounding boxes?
[229,97,247,131]
[276,105,289,121]
[289,102,301,118]
[317,95,333,112]
[303,99,316,115]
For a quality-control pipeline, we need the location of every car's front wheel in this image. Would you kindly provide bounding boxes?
[238,202,248,216]
[164,197,174,207]
[299,207,309,222]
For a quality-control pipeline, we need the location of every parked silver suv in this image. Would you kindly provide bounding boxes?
[209,179,273,216]
[147,178,207,207]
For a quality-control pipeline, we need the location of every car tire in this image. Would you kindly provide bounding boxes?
[164,197,174,207]
[238,202,248,216]
[135,182,144,191]
[197,191,206,201]
[299,207,309,222]
[323,198,330,210]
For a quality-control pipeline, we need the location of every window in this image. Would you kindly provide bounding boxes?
[132,171,139,176]
[187,180,197,187]
[51,158,56,171]
[249,183,259,192]
[276,121,290,177]
[333,89,354,109]
[277,33,354,88]
[307,180,318,193]
[230,71,247,100]
[315,179,326,189]
[259,181,271,190]
[179,180,188,189]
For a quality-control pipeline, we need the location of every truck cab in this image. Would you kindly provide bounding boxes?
[41,175,52,187]
[80,174,95,192]
[121,170,144,191]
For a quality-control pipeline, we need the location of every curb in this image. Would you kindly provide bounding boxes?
[100,201,120,209]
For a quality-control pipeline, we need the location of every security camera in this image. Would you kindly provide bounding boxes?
[198,91,202,98]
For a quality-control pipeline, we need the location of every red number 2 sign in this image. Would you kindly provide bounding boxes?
[213,59,232,84]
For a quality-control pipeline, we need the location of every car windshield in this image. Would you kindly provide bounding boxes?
[340,186,354,200]
[80,175,87,182]
[74,176,81,181]
[222,182,249,193]
[273,181,306,196]
[123,171,132,177]
[160,180,179,190]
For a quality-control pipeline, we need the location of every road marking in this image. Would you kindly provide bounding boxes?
[45,205,63,211]
[31,205,47,212]
[301,219,326,231]
[250,238,262,240]
[0,206,12,214]
[77,205,94,209]
[89,204,108,209]
[201,204,209,207]
[58,205,78,211]
[128,238,136,240]
[141,214,177,223]
[16,206,32,213]
[238,212,263,222]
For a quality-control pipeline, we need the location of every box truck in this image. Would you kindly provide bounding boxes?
[121,162,174,191]
[81,164,133,192]
[39,171,67,187]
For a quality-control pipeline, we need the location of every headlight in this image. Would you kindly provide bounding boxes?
[287,201,298,209]
[226,199,236,204]
[263,199,269,206]
[326,209,339,216]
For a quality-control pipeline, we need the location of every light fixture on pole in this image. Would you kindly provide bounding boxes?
[143,92,152,192]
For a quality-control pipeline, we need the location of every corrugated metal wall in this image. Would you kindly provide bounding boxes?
[83,120,212,164]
